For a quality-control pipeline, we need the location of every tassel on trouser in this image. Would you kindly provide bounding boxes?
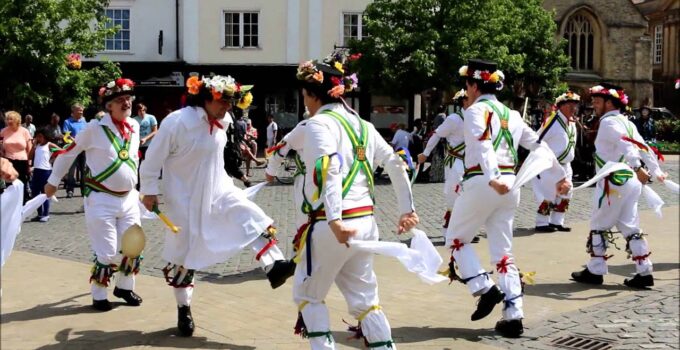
[163,263,195,306]
[586,230,612,275]
[346,305,395,349]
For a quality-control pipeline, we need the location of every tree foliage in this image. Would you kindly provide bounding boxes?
[0,0,120,112]
[351,0,570,103]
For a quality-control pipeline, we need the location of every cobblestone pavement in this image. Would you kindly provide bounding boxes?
[481,283,679,350]
[14,157,679,282]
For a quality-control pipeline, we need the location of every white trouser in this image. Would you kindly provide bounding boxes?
[446,175,523,320]
[586,176,651,276]
[293,216,394,350]
[533,163,573,226]
[443,159,464,210]
[84,190,141,300]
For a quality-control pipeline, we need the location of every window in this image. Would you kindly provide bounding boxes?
[104,9,130,51]
[653,24,663,64]
[343,13,367,46]
[224,11,259,48]
[563,15,595,71]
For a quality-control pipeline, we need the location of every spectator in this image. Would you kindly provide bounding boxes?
[390,122,412,150]
[28,128,59,222]
[410,119,425,156]
[244,119,263,176]
[634,106,655,141]
[45,113,64,145]
[433,105,447,129]
[22,114,36,138]
[133,103,158,160]
[0,111,32,201]
[62,103,87,198]
[266,114,278,148]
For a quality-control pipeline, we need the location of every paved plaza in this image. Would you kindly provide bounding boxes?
[1,156,678,349]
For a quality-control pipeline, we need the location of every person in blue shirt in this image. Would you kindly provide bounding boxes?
[62,103,87,197]
[133,103,158,160]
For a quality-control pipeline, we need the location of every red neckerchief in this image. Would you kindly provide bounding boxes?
[112,118,133,141]
[207,118,223,135]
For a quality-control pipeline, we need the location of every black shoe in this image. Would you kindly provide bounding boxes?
[471,285,505,321]
[177,306,195,337]
[66,191,74,198]
[495,319,524,338]
[624,274,654,289]
[571,268,603,285]
[535,225,556,232]
[266,259,296,289]
[92,299,113,311]
[113,287,143,306]
[471,235,481,243]
[549,224,572,232]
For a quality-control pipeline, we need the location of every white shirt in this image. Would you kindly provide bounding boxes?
[303,103,414,221]
[33,143,52,170]
[423,112,464,157]
[595,110,662,177]
[463,94,564,182]
[391,129,412,150]
[537,110,577,164]
[266,121,278,142]
[48,114,140,192]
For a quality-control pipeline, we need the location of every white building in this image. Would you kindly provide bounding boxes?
[91,0,409,132]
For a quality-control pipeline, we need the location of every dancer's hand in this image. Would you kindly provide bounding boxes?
[635,167,650,184]
[0,158,18,182]
[417,153,427,164]
[142,195,159,212]
[398,212,419,234]
[44,183,57,198]
[656,171,667,183]
[489,178,509,195]
[556,178,572,195]
[329,219,357,246]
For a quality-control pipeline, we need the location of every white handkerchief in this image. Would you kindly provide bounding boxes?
[642,185,664,218]
[574,162,632,191]
[138,201,159,220]
[21,194,48,221]
[2,180,24,266]
[243,181,267,200]
[664,180,679,194]
[511,147,553,192]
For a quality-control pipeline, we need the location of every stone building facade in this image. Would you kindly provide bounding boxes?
[543,0,654,107]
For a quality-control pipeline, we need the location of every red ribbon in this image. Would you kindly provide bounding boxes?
[112,119,134,141]
[632,252,651,264]
[649,146,665,163]
[266,142,286,156]
[496,255,512,274]
[478,111,493,141]
[208,118,223,135]
[450,239,464,252]
[443,210,452,228]
[255,238,278,261]
[621,136,648,152]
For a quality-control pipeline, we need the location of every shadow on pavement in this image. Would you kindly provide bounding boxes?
[198,269,267,285]
[1,293,99,324]
[388,326,495,344]
[35,327,255,350]
[607,262,679,277]
[524,281,632,300]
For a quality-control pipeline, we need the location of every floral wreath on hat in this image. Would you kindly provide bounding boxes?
[589,85,629,106]
[452,88,467,102]
[458,65,505,91]
[186,74,254,109]
[296,50,361,98]
[555,90,581,105]
[98,78,135,104]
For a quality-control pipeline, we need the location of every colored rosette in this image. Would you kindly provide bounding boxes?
[186,76,203,95]
[236,91,253,110]
[396,147,415,171]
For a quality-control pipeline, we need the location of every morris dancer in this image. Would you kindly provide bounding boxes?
[292,52,418,349]
[418,89,470,235]
[571,83,666,289]
[532,91,580,232]
[45,78,143,311]
[140,75,290,337]
[446,59,570,337]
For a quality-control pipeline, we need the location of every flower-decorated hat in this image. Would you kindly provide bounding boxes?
[98,78,135,105]
[589,83,629,107]
[458,59,505,91]
[186,74,254,110]
[555,90,581,106]
[296,49,360,99]
[452,89,467,104]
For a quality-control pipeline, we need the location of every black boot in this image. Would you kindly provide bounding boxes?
[624,274,654,289]
[471,285,504,321]
[113,287,143,306]
[495,319,524,338]
[92,299,113,311]
[535,225,556,233]
[177,305,195,337]
[266,259,296,289]
[571,268,603,285]
[550,224,571,232]
[471,235,481,243]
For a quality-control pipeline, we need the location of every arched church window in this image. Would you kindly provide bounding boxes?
[563,15,595,71]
